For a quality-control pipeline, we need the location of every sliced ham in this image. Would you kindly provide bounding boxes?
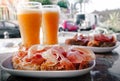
[94,34,115,42]
[60,58,75,70]
[67,49,84,63]
[67,47,95,63]
[12,45,95,70]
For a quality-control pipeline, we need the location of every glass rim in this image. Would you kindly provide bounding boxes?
[19,1,42,5]
[17,1,42,9]
[42,5,59,8]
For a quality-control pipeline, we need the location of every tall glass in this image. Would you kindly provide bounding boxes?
[42,5,60,45]
[17,2,42,48]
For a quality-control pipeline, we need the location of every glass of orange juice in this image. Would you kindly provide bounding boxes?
[42,5,60,45]
[17,2,42,48]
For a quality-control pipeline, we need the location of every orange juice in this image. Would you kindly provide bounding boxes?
[17,9,42,48]
[42,6,60,45]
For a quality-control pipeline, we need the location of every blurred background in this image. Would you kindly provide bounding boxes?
[0,0,120,38]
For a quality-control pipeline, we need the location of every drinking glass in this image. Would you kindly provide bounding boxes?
[17,2,42,48]
[42,5,60,45]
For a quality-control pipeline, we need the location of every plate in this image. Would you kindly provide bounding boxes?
[58,32,120,53]
[1,56,95,78]
[79,42,120,53]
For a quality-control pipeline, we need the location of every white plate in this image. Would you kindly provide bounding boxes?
[1,56,95,78]
[58,32,120,53]
[61,42,119,53]
[78,42,120,53]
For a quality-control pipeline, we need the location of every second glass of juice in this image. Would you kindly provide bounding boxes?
[42,5,60,45]
[17,2,42,48]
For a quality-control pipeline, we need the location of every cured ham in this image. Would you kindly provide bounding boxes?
[94,34,114,42]
[12,45,95,70]
[65,33,116,47]
[65,34,90,46]
[88,34,116,47]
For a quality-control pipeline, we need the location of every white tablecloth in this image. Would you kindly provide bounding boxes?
[0,38,21,54]
[0,32,77,54]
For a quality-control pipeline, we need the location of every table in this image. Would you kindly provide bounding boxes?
[0,46,120,81]
[0,32,120,81]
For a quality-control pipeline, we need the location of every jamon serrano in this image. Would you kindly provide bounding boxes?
[12,45,95,70]
[65,34,116,47]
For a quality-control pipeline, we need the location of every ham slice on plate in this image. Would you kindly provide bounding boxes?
[67,47,95,63]
[12,44,95,70]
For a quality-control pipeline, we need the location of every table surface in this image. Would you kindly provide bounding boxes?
[0,47,120,81]
[0,32,120,81]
